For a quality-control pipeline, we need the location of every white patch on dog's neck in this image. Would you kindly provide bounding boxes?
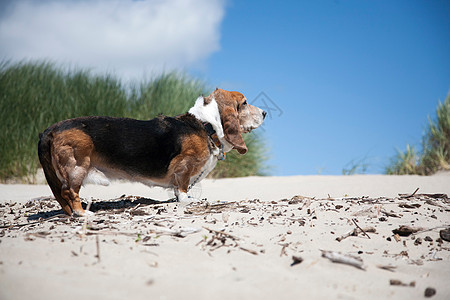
[188,96,233,152]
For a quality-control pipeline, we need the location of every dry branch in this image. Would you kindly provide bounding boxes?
[399,187,420,199]
[352,218,371,239]
[321,250,365,270]
[336,226,376,242]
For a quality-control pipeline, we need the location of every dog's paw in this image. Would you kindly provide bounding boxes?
[72,210,94,217]
[177,193,202,205]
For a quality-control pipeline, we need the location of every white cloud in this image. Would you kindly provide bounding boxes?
[0,0,225,80]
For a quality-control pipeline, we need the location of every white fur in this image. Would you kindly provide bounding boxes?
[177,192,201,206]
[189,96,223,137]
[177,192,189,203]
[82,167,111,186]
[188,96,233,152]
[73,210,94,217]
[83,165,173,189]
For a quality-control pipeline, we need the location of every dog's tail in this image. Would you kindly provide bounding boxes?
[38,129,73,215]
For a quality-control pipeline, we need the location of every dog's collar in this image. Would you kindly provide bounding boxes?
[203,122,216,137]
[202,122,225,161]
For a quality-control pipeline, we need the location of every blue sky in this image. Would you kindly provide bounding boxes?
[1,0,449,176]
[202,0,450,175]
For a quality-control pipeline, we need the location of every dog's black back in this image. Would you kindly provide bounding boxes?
[43,114,206,178]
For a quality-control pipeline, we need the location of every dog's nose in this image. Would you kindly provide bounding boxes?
[262,111,267,119]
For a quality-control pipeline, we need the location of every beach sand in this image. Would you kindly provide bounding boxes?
[1,174,449,300]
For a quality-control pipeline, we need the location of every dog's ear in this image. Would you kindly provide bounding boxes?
[203,94,212,105]
[222,106,247,154]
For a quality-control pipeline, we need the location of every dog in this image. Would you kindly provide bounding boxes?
[38,88,266,216]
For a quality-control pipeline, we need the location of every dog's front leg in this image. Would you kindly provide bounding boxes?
[173,187,187,203]
[176,191,190,204]
[173,167,200,204]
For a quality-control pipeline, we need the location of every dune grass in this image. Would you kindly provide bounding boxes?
[210,133,269,178]
[0,61,267,182]
[341,156,369,175]
[385,93,450,175]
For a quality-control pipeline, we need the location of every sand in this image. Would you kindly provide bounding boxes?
[1,174,449,300]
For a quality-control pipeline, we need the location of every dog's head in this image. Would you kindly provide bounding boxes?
[206,88,266,154]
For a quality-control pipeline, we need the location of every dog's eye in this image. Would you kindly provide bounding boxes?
[238,100,247,110]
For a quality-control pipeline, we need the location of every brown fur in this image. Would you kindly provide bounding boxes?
[51,129,94,215]
[168,134,210,193]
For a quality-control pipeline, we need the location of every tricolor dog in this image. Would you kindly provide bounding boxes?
[38,88,266,216]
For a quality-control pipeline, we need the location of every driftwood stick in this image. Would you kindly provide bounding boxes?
[415,225,450,234]
[425,199,448,209]
[336,226,376,242]
[239,246,258,255]
[321,250,365,270]
[377,265,397,272]
[381,209,401,218]
[86,230,136,237]
[352,218,371,239]
[399,187,420,199]
[336,229,357,242]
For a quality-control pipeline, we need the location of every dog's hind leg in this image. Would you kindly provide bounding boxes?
[51,129,94,216]
[38,132,73,215]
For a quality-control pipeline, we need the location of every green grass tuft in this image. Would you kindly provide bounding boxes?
[0,60,268,182]
[341,156,369,175]
[385,144,420,175]
[209,133,269,178]
[385,93,450,175]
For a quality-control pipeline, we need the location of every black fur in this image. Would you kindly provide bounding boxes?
[40,113,208,178]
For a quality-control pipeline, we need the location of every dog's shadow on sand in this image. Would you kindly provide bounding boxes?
[27,196,176,221]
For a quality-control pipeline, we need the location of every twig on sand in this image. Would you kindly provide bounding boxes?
[390,279,415,287]
[86,230,136,237]
[301,198,312,210]
[381,209,401,218]
[377,265,397,272]
[149,227,201,238]
[201,227,241,252]
[239,246,258,255]
[202,227,258,255]
[185,202,238,215]
[391,225,450,236]
[321,250,365,270]
[279,243,289,256]
[352,218,371,239]
[336,226,376,242]
[425,199,449,209]
[399,188,420,199]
